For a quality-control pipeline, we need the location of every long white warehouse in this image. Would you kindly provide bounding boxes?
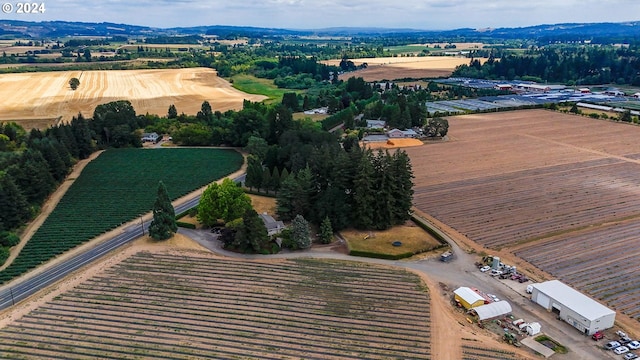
[530,280,615,335]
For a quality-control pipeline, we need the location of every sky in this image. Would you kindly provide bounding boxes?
[2,0,640,30]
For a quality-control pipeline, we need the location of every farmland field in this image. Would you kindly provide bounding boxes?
[322,56,485,81]
[406,109,640,321]
[0,67,267,126]
[0,148,243,284]
[0,251,432,359]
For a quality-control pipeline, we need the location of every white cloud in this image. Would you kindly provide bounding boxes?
[4,0,639,30]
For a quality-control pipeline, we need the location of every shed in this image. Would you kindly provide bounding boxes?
[530,280,615,335]
[471,300,512,320]
[524,322,541,336]
[453,287,485,309]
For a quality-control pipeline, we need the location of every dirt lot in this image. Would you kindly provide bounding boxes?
[323,56,483,81]
[0,68,267,126]
[363,138,424,149]
[406,109,640,327]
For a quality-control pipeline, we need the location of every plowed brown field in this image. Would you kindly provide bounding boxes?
[407,109,640,321]
[0,68,266,127]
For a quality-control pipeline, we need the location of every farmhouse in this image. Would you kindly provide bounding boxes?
[453,287,486,309]
[366,120,386,129]
[530,280,615,335]
[259,213,285,236]
[387,128,418,138]
[141,132,159,142]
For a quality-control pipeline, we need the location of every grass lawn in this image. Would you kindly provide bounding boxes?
[341,221,442,258]
[248,194,277,215]
[231,74,297,103]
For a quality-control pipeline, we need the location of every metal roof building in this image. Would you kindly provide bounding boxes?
[471,300,512,321]
[530,280,615,335]
[453,287,485,310]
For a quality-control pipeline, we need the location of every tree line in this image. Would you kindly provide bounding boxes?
[454,45,640,86]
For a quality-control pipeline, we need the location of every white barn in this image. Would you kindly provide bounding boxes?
[530,280,615,335]
[470,300,512,321]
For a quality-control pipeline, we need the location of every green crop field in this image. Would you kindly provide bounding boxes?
[231,74,297,103]
[0,148,243,284]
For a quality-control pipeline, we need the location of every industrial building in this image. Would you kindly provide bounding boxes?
[530,280,615,335]
[453,287,486,309]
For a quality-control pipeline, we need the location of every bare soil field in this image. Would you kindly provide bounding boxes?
[0,250,434,359]
[406,109,640,321]
[323,56,482,81]
[0,67,267,126]
[363,138,424,149]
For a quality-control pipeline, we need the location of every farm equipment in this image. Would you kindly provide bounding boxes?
[503,332,521,347]
[440,250,453,262]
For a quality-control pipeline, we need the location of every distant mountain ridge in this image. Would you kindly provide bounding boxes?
[1,19,639,40]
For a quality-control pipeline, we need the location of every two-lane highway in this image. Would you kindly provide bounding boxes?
[0,193,202,310]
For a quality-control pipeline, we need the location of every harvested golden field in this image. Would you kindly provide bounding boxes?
[323,56,484,81]
[0,67,267,126]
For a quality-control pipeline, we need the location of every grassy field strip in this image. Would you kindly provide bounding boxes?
[0,252,432,359]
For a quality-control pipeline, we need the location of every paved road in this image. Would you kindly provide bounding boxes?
[0,195,200,310]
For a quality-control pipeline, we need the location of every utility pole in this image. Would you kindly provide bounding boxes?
[140,217,144,236]
[10,287,15,306]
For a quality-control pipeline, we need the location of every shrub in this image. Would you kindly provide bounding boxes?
[0,232,20,247]
[175,221,196,229]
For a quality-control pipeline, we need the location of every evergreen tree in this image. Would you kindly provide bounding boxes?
[233,208,269,253]
[351,149,376,229]
[292,166,314,219]
[270,166,281,191]
[281,92,300,112]
[372,150,396,230]
[390,150,414,225]
[8,150,55,204]
[319,216,333,244]
[276,175,298,221]
[148,181,177,240]
[70,113,93,159]
[244,155,263,190]
[290,215,312,249]
[0,173,30,231]
[197,101,213,123]
[261,167,272,192]
[167,104,178,119]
